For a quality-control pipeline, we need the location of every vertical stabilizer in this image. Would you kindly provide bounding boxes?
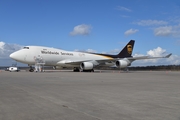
[117,40,135,58]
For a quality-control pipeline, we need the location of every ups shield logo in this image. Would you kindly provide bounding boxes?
[127,45,132,54]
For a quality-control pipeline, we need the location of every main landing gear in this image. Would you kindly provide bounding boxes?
[73,68,80,72]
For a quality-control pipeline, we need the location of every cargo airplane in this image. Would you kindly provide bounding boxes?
[10,40,171,72]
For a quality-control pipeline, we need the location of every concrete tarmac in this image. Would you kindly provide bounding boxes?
[0,70,180,120]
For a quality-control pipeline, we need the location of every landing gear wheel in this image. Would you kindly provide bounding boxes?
[73,68,80,72]
[82,69,94,72]
[29,66,34,72]
[29,69,34,72]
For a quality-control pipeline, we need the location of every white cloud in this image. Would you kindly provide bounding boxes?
[135,20,168,26]
[74,49,96,53]
[0,41,22,66]
[70,24,92,36]
[145,47,166,63]
[147,47,166,57]
[166,55,180,65]
[173,24,180,37]
[0,42,5,49]
[108,49,121,54]
[124,29,139,36]
[154,26,172,36]
[86,49,96,53]
[116,6,132,12]
[154,25,180,37]
[133,47,180,66]
[134,20,180,38]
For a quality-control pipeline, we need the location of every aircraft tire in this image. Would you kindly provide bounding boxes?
[29,69,34,72]
[73,68,80,72]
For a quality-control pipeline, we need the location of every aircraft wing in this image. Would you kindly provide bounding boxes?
[127,53,172,60]
[57,59,112,65]
[57,53,172,65]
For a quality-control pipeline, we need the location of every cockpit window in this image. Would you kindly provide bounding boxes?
[23,47,29,49]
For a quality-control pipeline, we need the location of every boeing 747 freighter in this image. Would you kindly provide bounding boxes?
[10,40,171,72]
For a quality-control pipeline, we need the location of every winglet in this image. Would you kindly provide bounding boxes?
[164,53,172,58]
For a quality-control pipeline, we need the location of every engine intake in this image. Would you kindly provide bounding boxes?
[80,62,94,70]
[115,60,129,68]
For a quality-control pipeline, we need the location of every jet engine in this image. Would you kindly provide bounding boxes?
[80,62,94,70]
[115,60,130,68]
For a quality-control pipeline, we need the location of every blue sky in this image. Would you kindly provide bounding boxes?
[0,0,180,66]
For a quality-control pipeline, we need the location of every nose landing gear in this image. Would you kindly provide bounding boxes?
[29,66,34,72]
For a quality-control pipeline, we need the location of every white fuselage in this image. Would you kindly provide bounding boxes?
[10,46,114,68]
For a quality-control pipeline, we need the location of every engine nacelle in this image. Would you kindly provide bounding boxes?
[80,62,94,70]
[115,60,129,68]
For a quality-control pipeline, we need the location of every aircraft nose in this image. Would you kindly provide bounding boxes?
[9,51,23,61]
[10,52,16,59]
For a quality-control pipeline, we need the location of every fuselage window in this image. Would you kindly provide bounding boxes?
[23,47,29,49]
